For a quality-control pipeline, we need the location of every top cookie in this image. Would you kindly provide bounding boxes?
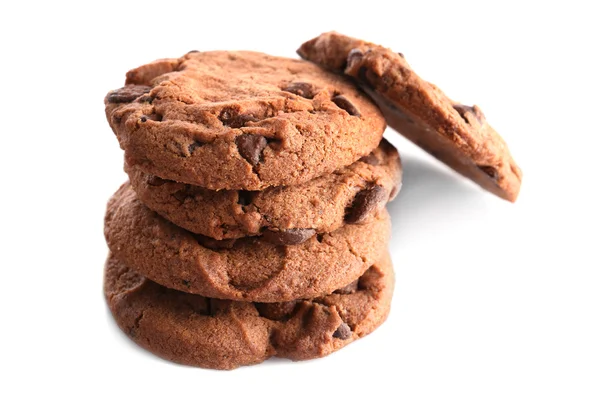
[298,32,522,202]
[105,51,386,190]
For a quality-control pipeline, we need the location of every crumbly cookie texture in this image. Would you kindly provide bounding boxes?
[104,183,391,303]
[105,51,386,190]
[104,251,394,370]
[127,139,401,241]
[298,32,522,202]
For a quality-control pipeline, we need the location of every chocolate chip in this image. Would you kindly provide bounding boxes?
[147,175,167,186]
[188,140,203,154]
[478,165,499,180]
[236,134,268,166]
[347,48,364,67]
[359,153,380,166]
[137,95,154,103]
[345,185,387,224]
[357,66,370,85]
[333,322,352,340]
[187,50,200,54]
[332,95,361,117]
[334,279,359,295]
[453,104,485,125]
[397,52,405,58]
[196,234,237,250]
[219,107,237,124]
[140,113,162,123]
[219,107,258,128]
[453,104,471,123]
[232,114,259,128]
[237,191,256,206]
[282,82,317,99]
[255,301,298,320]
[262,228,316,245]
[106,85,152,103]
[182,279,190,287]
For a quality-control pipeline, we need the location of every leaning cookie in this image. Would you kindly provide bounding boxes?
[127,139,401,241]
[104,183,390,302]
[105,51,386,190]
[105,251,394,370]
[298,32,522,202]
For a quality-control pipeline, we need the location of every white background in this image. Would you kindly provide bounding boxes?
[2,1,599,399]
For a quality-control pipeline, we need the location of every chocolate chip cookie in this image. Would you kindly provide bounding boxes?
[104,250,394,370]
[105,51,386,190]
[127,139,401,240]
[104,183,391,302]
[298,32,522,202]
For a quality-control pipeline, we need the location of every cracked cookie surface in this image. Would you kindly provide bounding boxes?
[298,32,522,202]
[104,251,394,370]
[105,51,386,190]
[104,183,391,302]
[127,139,401,240]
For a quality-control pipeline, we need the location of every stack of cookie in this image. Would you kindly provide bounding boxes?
[103,32,522,370]
[103,50,401,369]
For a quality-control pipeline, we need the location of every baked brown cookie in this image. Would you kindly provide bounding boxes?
[105,51,386,190]
[298,32,522,202]
[127,139,401,241]
[104,251,394,370]
[104,183,391,302]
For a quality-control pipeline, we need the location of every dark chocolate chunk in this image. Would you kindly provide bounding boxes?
[345,185,387,224]
[147,175,167,187]
[219,107,236,124]
[262,228,316,245]
[333,322,352,340]
[219,107,258,128]
[106,85,152,103]
[453,104,485,125]
[137,95,154,103]
[236,134,268,166]
[357,66,370,85]
[219,107,238,126]
[359,153,380,166]
[188,140,203,154]
[332,95,361,117]
[282,82,317,99]
[478,165,499,180]
[231,114,259,128]
[347,48,364,67]
[141,113,162,122]
[195,235,237,250]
